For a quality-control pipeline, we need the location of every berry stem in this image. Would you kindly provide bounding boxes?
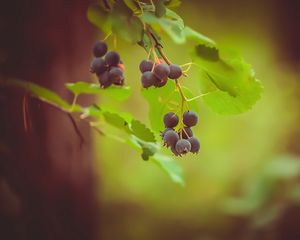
[145,26,190,132]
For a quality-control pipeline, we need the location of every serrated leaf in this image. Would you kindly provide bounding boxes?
[193,48,263,114]
[65,82,131,101]
[151,153,185,186]
[130,119,156,142]
[1,79,73,111]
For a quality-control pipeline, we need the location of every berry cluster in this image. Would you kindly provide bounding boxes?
[90,41,125,88]
[161,111,200,156]
[139,59,182,88]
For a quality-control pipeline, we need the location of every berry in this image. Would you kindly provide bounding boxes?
[183,111,198,127]
[175,139,191,155]
[98,71,113,88]
[161,128,174,138]
[168,64,182,79]
[179,127,193,139]
[90,58,107,75]
[163,112,179,128]
[154,63,170,80]
[105,51,120,67]
[163,130,179,148]
[141,71,156,88]
[139,60,154,73]
[118,63,125,71]
[171,145,180,156]
[153,76,168,88]
[188,137,200,154]
[109,67,124,84]
[93,41,108,57]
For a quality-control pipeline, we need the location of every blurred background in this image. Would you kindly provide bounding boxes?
[1,0,300,240]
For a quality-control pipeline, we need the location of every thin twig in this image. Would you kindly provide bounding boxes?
[67,113,85,148]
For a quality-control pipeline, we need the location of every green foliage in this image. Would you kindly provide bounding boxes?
[66,82,131,101]
[1,1,264,185]
[142,81,198,132]
[0,78,184,185]
[151,153,185,186]
[193,49,263,114]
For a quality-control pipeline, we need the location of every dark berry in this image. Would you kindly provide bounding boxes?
[179,127,193,139]
[171,145,180,156]
[188,137,200,154]
[90,58,107,75]
[141,71,156,88]
[168,64,182,79]
[98,71,113,88]
[105,51,120,67]
[153,76,168,88]
[161,128,174,138]
[93,41,108,57]
[163,112,179,128]
[139,60,154,73]
[163,130,179,148]
[154,63,170,80]
[109,67,124,84]
[183,111,198,127]
[118,63,125,71]
[175,139,191,155]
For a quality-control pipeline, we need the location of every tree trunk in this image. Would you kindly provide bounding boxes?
[0,0,99,239]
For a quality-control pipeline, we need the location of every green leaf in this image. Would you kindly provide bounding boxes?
[193,48,263,114]
[164,0,181,8]
[142,81,198,132]
[0,79,72,111]
[151,153,185,186]
[182,26,216,47]
[65,82,131,101]
[87,4,112,34]
[129,136,159,160]
[155,0,166,17]
[123,0,141,15]
[112,15,143,43]
[103,111,130,130]
[130,119,156,142]
[141,9,185,44]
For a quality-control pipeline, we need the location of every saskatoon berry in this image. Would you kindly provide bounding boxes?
[188,137,200,154]
[179,127,193,139]
[153,76,168,88]
[161,128,174,138]
[163,130,179,148]
[93,41,108,57]
[109,67,124,84]
[139,60,154,73]
[163,112,179,128]
[183,111,198,127]
[175,139,191,155]
[154,63,170,80]
[168,64,182,79]
[90,58,107,75]
[141,71,156,88]
[118,63,125,71]
[171,145,180,156]
[105,51,120,67]
[98,71,113,88]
